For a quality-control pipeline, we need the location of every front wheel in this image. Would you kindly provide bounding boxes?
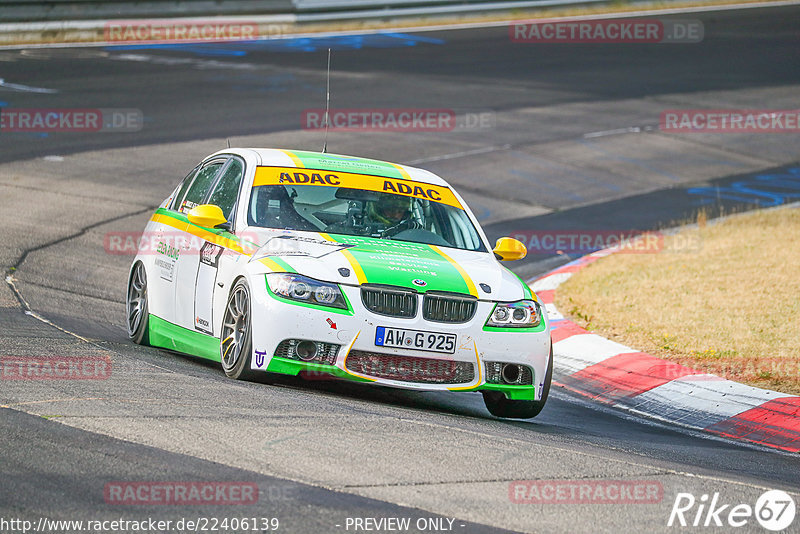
[220,279,258,380]
[482,345,553,419]
[126,262,150,345]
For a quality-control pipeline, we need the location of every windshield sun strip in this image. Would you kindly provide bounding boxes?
[252,166,463,210]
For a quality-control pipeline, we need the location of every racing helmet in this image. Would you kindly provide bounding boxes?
[368,193,413,226]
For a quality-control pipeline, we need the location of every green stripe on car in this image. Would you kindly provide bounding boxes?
[286,150,407,179]
[326,234,473,295]
[148,314,220,361]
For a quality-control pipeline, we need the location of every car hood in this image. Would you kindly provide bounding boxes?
[247,229,528,301]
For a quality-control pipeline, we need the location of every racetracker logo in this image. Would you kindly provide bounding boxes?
[510,229,702,255]
[510,230,665,255]
[511,229,705,255]
[104,482,259,505]
[104,230,263,256]
[510,479,663,504]
[661,110,800,133]
[668,490,796,530]
[510,18,703,43]
[104,19,261,43]
[1,356,111,380]
[0,108,142,132]
[301,109,494,132]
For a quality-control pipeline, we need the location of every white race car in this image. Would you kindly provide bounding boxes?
[126,148,552,418]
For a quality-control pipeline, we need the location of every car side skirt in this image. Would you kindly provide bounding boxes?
[148,314,220,362]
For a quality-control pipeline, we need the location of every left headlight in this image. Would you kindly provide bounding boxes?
[486,300,541,328]
[266,273,348,310]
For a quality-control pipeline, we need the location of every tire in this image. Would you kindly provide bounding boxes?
[126,262,150,345]
[220,278,258,380]
[482,345,553,419]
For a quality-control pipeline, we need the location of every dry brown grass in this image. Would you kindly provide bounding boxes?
[556,207,800,395]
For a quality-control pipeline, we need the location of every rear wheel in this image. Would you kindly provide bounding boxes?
[482,345,553,419]
[220,279,258,380]
[126,262,150,345]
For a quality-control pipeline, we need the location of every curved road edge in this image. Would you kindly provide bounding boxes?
[530,209,800,454]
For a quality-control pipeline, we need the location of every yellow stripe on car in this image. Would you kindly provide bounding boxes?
[340,250,368,284]
[389,162,412,181]
[259,258,286,272]
[280,149,306,168]
[429,245,479,298]
[340,331,377,382]
[448,340,484,391]
[319,233,368,284]
[150,213,249,255]
[253,166,463,209]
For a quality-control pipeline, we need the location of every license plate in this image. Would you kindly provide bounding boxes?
[375,327,456,354]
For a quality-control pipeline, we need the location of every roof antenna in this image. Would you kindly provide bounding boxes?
[322,48,331,154]
[226,138,231,149]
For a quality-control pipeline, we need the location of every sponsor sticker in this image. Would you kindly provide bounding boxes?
[253,167,462,209]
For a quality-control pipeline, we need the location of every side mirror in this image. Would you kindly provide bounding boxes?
[187,204,228,229]
[493,237,527,261]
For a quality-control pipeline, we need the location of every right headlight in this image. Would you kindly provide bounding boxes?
[485,300,541,328]
[266,273,348,310]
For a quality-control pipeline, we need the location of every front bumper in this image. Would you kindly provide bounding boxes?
[250,278,551,400]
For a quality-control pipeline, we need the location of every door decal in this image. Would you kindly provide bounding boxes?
[194,241,223,334]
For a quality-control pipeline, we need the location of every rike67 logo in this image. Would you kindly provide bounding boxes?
[668,490,796,531]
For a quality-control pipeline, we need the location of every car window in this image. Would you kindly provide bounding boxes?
[207,158,244,222]
[170,165,199,211]
[248,183,487,252]
[177,161,224,214]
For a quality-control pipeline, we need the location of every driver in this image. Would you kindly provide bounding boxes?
[367,193,421,236]
[370,193,411,224]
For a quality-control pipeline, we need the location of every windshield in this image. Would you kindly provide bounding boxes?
[247,171,486,252]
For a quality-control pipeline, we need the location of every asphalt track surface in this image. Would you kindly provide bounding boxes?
[1,5,800,533]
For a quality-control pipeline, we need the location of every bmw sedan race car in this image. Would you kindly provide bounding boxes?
[126,148,552,418]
